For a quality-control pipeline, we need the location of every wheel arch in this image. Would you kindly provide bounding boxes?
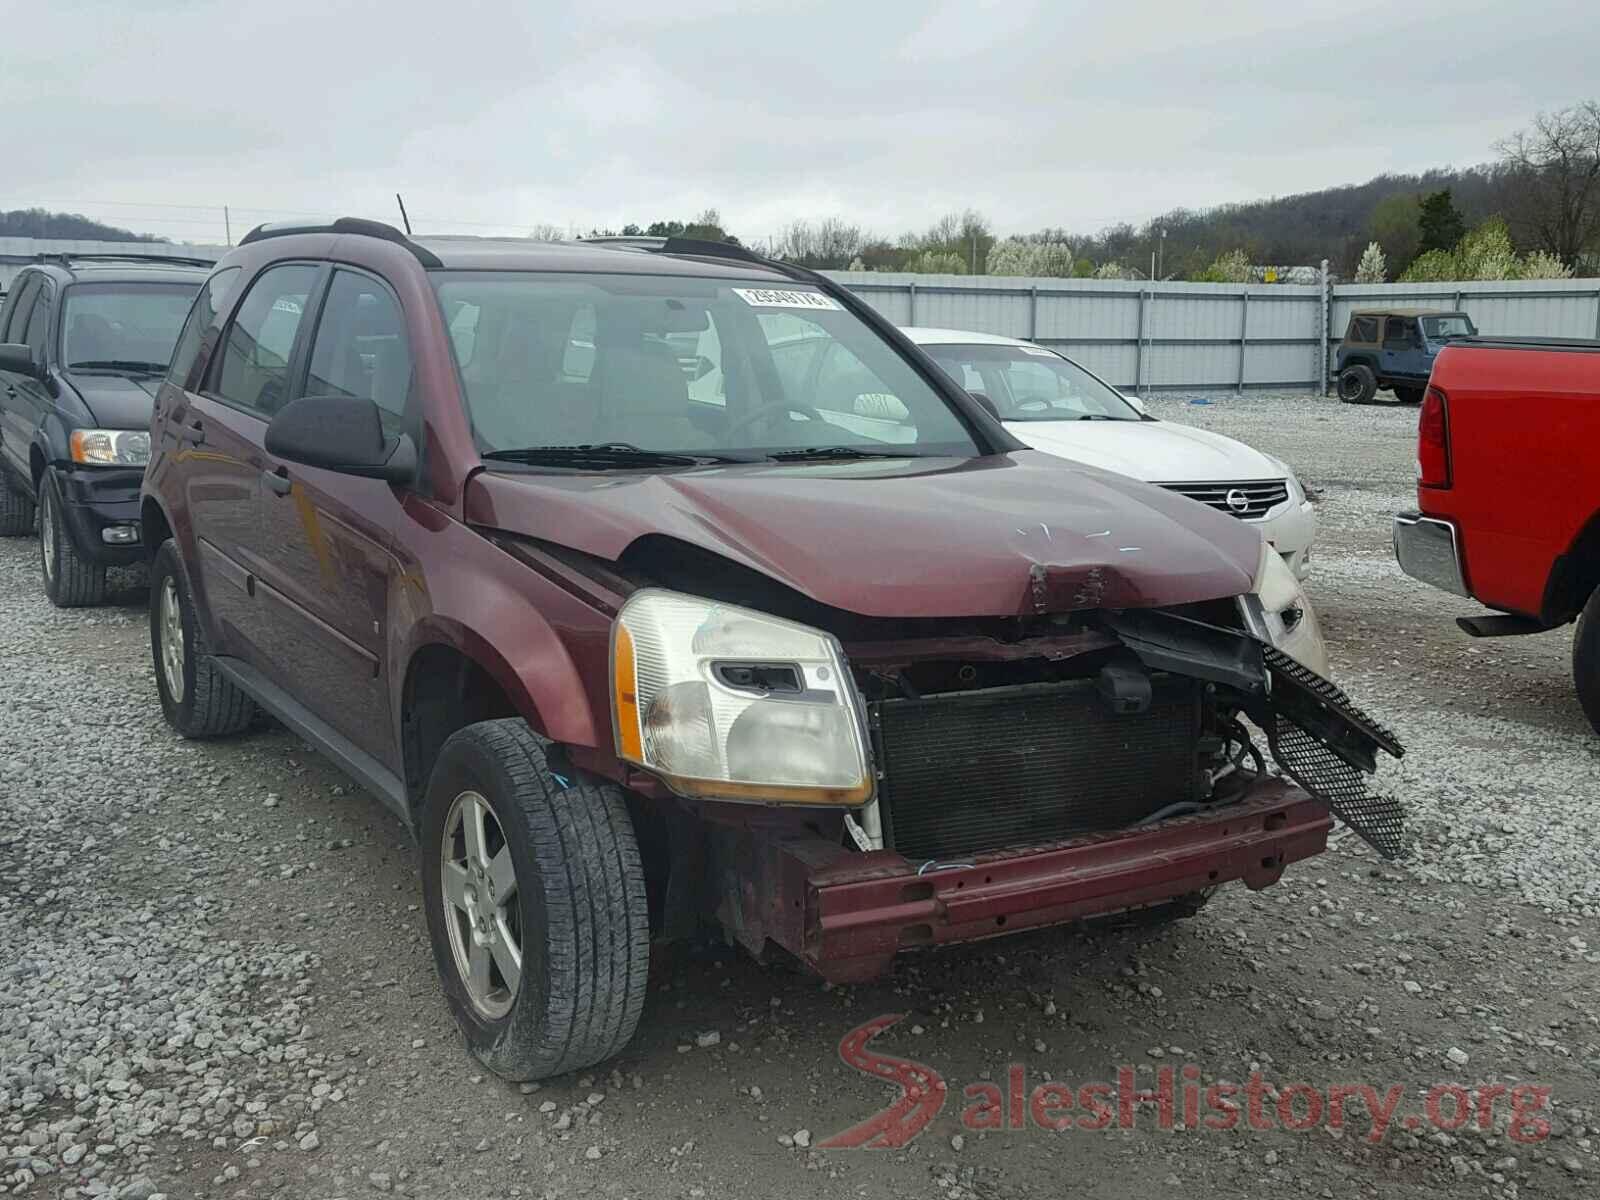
[396,622,602,814]
[1543,508,1600,626]
[141,494,174,557]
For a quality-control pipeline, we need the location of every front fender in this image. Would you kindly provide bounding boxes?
[389,499,613,753]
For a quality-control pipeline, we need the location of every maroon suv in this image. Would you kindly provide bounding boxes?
[141,218,1404,1080]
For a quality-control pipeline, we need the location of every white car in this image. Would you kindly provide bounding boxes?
[904,328,1317,579]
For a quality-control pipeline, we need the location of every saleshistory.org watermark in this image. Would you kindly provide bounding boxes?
[819,1015,1554,1151]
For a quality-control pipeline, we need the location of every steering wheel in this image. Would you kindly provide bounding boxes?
[722,400,827,442]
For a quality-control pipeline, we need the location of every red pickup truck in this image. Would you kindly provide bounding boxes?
[1393,336,1600,733]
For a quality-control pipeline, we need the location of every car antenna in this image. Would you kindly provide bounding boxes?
[394,193,413,236]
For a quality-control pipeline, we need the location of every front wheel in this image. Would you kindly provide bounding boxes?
[1575,588,1600,737]
[421,720,650,1080]
[1337,365,1377,405]
[39,471,107,607]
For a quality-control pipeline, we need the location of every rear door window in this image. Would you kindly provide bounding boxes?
[1383,317,1418,348]
[210,263,320,417]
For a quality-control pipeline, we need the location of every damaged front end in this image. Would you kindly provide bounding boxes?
[688,601,1405,983]
[1101,607,1406,860]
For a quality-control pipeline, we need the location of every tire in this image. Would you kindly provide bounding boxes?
[1393,386,1424,405]
[149,538,257,737]
[421,719,650,1081]
[1575,587,1600,737]
[1337,364,1377,405]
[0,481,34,537]
[39,470,107,607]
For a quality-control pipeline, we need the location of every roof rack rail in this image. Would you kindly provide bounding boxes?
[238,217,443,268]
[35,252,217,269]
[657,236,768,266]
[581,235,667,248]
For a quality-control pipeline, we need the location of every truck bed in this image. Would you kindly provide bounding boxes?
[1419,339,1600,621]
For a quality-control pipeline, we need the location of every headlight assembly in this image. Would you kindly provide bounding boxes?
[612,590,872,804]
[1239,540,1328,675]
[70,429,150,467]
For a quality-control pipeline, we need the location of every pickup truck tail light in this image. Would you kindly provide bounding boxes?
[1417,386,1451,489]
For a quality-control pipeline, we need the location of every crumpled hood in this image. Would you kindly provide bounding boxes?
[65,372,161,429]
[464,450,1263,619]
[1005,417,1284,483]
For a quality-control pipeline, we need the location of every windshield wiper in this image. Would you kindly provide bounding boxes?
[766,445,918,462]
[68,359,169,374]
[482,443,756,468]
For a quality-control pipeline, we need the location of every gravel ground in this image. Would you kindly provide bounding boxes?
[2,392,1597,1199]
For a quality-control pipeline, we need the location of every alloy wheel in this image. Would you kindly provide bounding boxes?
[39,487,55,584]
[441,790,523,1019]
[158,576,186,703]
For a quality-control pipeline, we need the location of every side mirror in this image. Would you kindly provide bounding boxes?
[1122,393,1148,416]
[967,390,1000,420]
[0,342,41,379]
[265,394,416,483]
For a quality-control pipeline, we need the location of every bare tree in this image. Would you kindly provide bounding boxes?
[527,223,567,241]
[1494,101,1600,265]
[775,218,865,268]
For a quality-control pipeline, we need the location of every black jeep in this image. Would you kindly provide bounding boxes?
[0,254,209,605]
[1334,308,1476,405]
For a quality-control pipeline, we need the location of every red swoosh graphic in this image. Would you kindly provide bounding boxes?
[819,1014,947,1149]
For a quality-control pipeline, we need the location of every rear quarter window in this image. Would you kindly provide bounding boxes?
[169,268,242,390]
[1348,316,1379,343]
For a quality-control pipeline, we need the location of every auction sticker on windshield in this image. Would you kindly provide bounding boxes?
[732,288,841,310]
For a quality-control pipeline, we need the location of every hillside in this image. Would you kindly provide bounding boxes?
[1076,165,1516,279]
[0,207,163,243]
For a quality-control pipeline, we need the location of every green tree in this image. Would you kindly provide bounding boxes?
[1398,249,1457,282]
[1368,193,1421,274]
[1417,190,1466,256]
[1071,258,1096,277]
[1193,248,1251,283]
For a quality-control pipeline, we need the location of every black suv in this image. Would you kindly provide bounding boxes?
[0,255,209,604]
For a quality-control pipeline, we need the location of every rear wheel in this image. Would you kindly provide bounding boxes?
[0,482,34,537]
[1338,364,1377,405]
[421,720,650,1080]
[1575,588,1600,737]
[39,470,107,607]
[1393,386,1424,405]
[149,538,257,737]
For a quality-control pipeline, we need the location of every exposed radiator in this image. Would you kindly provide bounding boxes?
[870,677,1202,863]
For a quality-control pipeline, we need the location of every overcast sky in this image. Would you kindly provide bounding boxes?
[3,0,1595,247]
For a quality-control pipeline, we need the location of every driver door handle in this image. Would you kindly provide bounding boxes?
[263,467,292,496]
[179,418,206,445]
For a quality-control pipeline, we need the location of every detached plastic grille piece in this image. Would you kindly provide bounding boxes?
[1267,714,1407,859]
